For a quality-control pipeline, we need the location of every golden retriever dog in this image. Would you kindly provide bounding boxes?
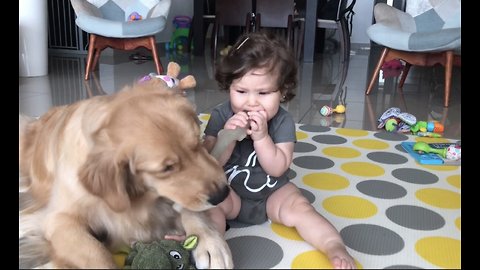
[19,75,233,268]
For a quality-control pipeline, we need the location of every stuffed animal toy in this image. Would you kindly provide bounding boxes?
[139,61,196,95]
[121,235,199,269]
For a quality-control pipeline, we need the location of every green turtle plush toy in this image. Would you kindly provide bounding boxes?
[123,235,198,269]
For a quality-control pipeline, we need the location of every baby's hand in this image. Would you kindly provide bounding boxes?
[247,110,268,141]
[224,111,249,130]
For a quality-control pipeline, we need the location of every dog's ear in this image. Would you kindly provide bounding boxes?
[78,150,131,212]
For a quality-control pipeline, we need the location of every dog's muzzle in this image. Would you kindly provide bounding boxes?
[208,185,230,206]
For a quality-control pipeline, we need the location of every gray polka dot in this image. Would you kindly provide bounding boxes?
[373,132,409,141]
[294,141,317,153]
[356,180,407,199]
[312,134,347,145]
[293,156,334,170]
[395,143,408,153]
[299,125,331,132]
[384,265,423,269]
[227,236,283,269]
[386,205,445,230]
[299,188,316,204]
[367,151,409,165]
[392,168,439,184]
[341,224,404,255]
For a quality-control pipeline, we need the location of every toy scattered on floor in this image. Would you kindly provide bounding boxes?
[138,61,196,95]
[377,107,444,136]
[416,131,442,138]
[381,59,404,78]
[413,142,461,161]
[410,120,444,134]
[320,104,346,116]
[123,235,199,269]
[128,12,142,21]
[166,16,192,51]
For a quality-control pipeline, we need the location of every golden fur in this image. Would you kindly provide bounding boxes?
[19,78,233,268]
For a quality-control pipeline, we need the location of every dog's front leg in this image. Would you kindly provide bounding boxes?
[180,209,234,269]
[45,213,117,268]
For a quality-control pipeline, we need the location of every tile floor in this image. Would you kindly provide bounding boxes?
[19,39,461,140]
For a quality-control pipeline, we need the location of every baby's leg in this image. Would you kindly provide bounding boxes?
[207,187,242,233]
[266,183,356,269]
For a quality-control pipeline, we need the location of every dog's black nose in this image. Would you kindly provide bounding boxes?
[208,185,230,206]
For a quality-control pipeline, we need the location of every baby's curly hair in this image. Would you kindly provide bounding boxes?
[215,31,298,102]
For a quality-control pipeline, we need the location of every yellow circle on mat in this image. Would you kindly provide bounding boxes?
[415,188,460,209]
[447,175,461,189]
[422,165,459,171]
[336,128,369,137]
[323,195,377,218]
[271,223,302,240]
[323,146,361,159]
[341,162,385,177]
[455,217,461,230]
[421,164,459,171]
[199,114,210,121]
[303,173,350,190]
[415,237,460,269]
[296,131,308,140]
[352,139,389,150]
[291,250,363,269]
[414,137,451,143]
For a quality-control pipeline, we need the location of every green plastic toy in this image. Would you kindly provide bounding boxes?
[124,235,198,269]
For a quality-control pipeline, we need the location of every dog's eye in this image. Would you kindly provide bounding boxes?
[162,164,175,173]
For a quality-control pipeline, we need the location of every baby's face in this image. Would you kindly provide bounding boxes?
[229,67,282,121]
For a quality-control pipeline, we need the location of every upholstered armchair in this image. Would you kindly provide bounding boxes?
[70,0,172,80]
[365,0,460,107]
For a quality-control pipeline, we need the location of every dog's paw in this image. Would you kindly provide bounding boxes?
[192,234,233,269]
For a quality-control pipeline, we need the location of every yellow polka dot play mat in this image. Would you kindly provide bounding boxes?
[198,114,461,269]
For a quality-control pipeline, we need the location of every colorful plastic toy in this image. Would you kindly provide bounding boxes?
[410,121,444,134]
[166,16,191,51]
[320,104,346,116]
[128,12,142,21]
[413,142,461,160]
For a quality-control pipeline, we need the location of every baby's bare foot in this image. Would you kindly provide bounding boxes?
[327,243,356,269]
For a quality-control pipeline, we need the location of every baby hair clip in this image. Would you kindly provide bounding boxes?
[236,37,250,50]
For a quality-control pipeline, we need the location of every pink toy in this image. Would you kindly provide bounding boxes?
[445,145,461,161]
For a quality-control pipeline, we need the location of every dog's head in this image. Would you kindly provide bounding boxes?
[78,79,229,212]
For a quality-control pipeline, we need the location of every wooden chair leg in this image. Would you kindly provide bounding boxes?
[444,50,454,107]
[149,36,163,75]
[366,47,390,95]
[85,34,97,81]
[398,62,411,88]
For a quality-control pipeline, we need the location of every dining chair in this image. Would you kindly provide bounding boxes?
[212,0,253,63]
[254,0,301,58]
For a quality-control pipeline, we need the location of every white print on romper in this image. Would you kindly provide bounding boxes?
[225,151,278,193]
